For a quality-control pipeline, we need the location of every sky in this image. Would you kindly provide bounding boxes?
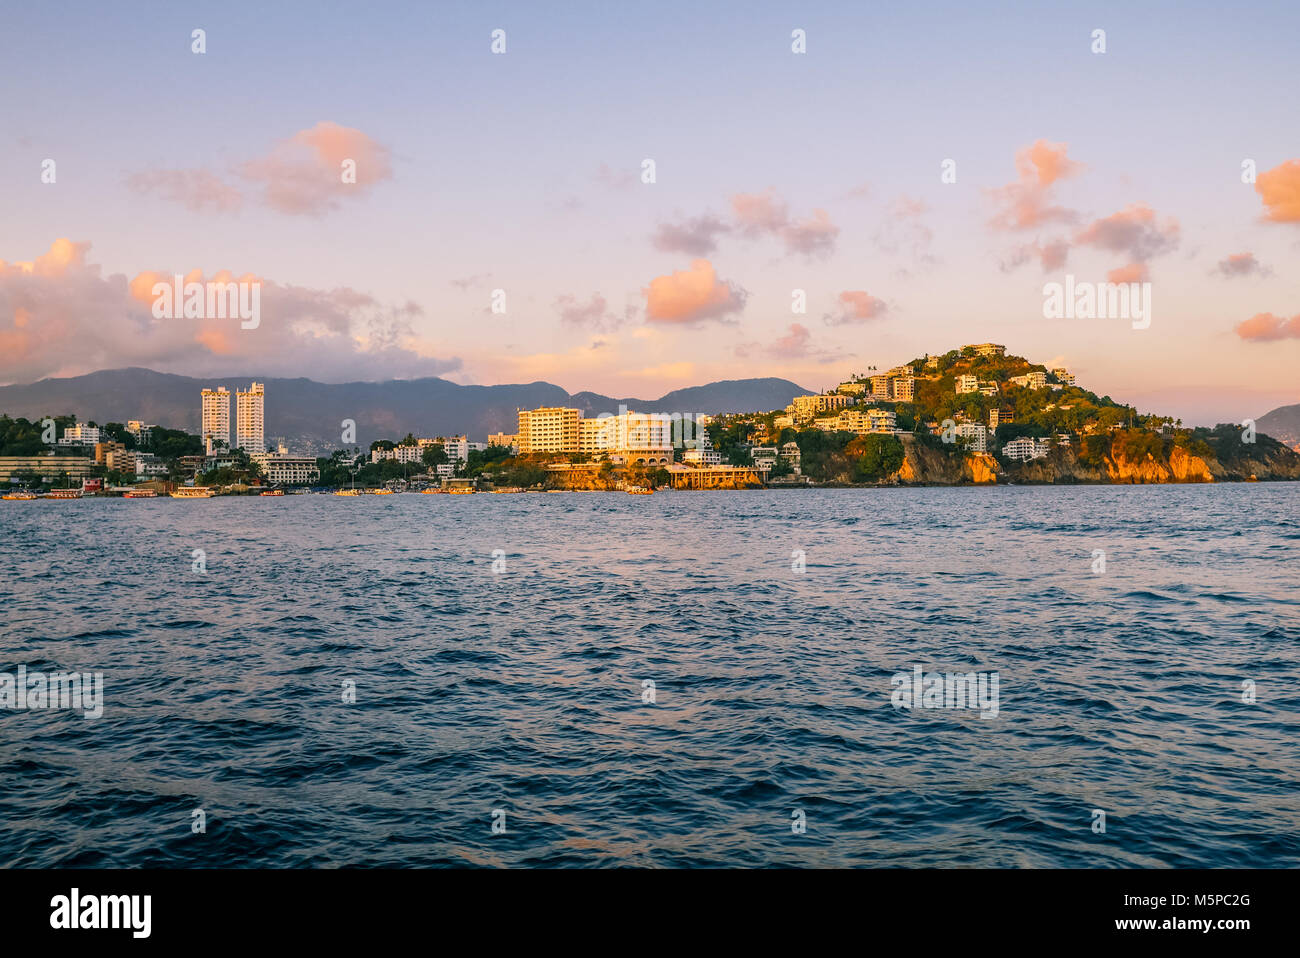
[1,0,1298,425]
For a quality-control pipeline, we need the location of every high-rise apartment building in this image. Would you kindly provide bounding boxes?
[236,382,265,453]
[517,406,673,464]
[201,387,231,451]
[517,407,581,453]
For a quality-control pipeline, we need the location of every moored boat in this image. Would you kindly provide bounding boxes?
[259,489,284,496]
[123,489,157,498]
[42,489,83,499]
[170,486,216,498]
[2,491,39,500]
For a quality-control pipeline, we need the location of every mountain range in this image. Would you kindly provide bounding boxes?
[0,368,813,447]
[1257,403,1300,449]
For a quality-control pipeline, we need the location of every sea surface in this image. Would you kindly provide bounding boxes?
[1,485,1297,868]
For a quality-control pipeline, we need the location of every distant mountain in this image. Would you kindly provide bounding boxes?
[0,368,812,447]
[1257,402,1300,449]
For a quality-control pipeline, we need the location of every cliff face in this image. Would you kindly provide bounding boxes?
[964,453,998,484]
[1102,447,1214,483]
[888,435,1300,485]
[1005,442,1299,484]
[895,438,998,484]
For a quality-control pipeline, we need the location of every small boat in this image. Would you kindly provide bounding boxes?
[123,489,157,498]
[170,486,216,498]
[448,487,476,495]
[2,491,39,500]
[421,488,444,494]
[626,486,653,495]
[42,489,83,499]
[372,488,395,495]
[259,489,284,496]
[334,488,364,496]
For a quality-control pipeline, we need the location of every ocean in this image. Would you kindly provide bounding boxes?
[1,484,1297,867]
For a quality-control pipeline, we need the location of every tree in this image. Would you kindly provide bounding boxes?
[422,444,448,469]
[853,435,904,481]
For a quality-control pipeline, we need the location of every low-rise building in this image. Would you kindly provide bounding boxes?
[790,393,852,421]
[134,453,168,478]
[682,430,723,466]
[966,343,1006,357]
[1003,436,1051,461]
[59,423,101,446]
[125,421,155,446]
[1051,368,1075,386]
[780,440,802,475]
[263,453,321,484]
[956,375,980,395]
[0,455,95,482]
[1009,371,1048,389]
[891,376,915,402]
[371,444,423,464]
[955,423,987,452]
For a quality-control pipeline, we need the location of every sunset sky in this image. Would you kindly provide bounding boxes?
[2,0,1297,424]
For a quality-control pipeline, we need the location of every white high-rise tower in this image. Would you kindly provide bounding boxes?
[201,387,231,452]
[236,382,265,454]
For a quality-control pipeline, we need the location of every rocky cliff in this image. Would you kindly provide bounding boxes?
[889,433,1300,485]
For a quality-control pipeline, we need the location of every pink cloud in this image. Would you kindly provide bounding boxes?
[773,322,814,356]
[1235,312,1300,342]
[552,292,630,330]
[1075,203,1180,261]
[988,140,1082,231]
[1018,140,1084,187]
[1107,262,1149,284]
[0,239,455,384]
[651,214,731,256]
[643,259,746,324]
[729,189,840,258]
[239,121,393,215]
[126,122,393,218]
[1214,252,1270,278]
[125,169,244,213]
[734,323,836,362]
[1255,159,1300,223]
[731,189,790,235]
[825,290,888,326]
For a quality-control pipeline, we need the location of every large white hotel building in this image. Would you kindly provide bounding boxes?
[517,406,676,465]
